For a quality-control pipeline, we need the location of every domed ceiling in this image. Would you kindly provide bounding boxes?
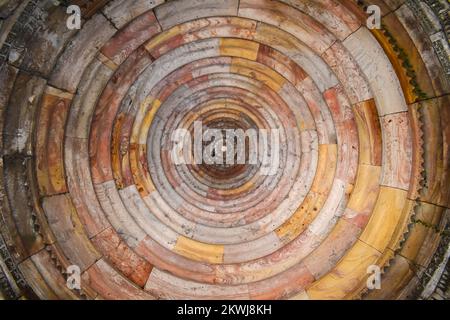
[0,0,449,300]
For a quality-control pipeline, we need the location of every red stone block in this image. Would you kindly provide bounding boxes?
[92,228,152,288]
[101,11,161,65]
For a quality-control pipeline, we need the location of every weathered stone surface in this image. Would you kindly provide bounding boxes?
[3,72,46,156]
[344,27,408,116]
[90,47,152,183]
[413,96,450,207]
[155,0,239,30]
[19,4,77,77]
[3,156,45,259]
[101,10,160,65]
[82,259,155,300]
[280,0,361,40]
[65,59,113,140]
[92,227,152,288]
[27,247,81,300]
[18,257,59,300]
[0,63,18,152]
[239,0,336,54]
[145,268,249,299]
[380,112,413,190]
[65,136,110,237]
[0,0,21,19]
[42,194,100,271]
[1,1,50,67]
[71,0,110,18]
[322,42,372,104]
[102,0,165,29]
[49,14,116,93]
[395,3,450,96]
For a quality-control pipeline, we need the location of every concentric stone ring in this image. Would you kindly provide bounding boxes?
[0,0,449,300]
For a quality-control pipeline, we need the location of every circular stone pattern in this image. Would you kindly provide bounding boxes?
[0,0,449,300]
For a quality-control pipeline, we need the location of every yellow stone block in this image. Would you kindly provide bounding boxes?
[387,199,415,252]
[359,186,408,252]
[311,144,337,195]
[347,164,381,214]
[129,143,155,195]
[174,236,224,264]
[111,113,125,189]
[131,96,155,144]
[219,38,259,61]
[307,240,380,299]
[139,98,162,145]
[353,99,382,166]
[145,25,182,54]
